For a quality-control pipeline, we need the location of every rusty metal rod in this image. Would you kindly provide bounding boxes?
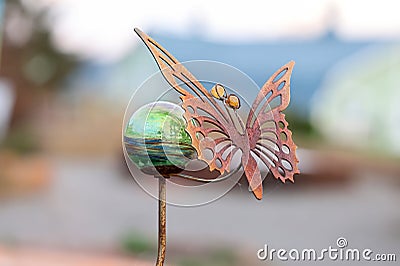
[156,176,167,266]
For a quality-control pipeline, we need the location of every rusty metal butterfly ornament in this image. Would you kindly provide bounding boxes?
[124,29,299,266]
[134,28,299,200]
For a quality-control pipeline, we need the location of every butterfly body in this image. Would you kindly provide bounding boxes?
[134,28,299,200]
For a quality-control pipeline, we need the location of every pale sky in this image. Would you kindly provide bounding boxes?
[27,0,400,61]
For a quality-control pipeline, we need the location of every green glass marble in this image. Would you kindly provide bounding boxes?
[124,101,196,175]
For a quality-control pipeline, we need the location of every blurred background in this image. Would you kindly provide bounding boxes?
[0,0,399,265]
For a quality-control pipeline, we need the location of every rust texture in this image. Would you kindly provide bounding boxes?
[134,28,299,200]
[156,176,166,266]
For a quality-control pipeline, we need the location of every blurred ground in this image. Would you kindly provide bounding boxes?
[0,155,399,265]
[0,246,152,266]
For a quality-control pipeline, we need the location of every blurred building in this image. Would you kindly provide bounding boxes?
[66,29,381,116]
[312,44,400,156]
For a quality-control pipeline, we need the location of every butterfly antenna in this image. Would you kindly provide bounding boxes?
[222,101,246,134]
[233,109,246,133]
[223,103,236,129]
[223,93,245,134]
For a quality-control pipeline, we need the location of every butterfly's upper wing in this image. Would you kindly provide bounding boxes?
[246,61,300,184]
[135,28,240,174]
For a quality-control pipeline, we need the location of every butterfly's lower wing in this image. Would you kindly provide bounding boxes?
[246,61,300,185]
[135,28,240,174]
[242,151,263,200]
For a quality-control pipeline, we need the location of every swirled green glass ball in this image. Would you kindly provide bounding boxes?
[124,101,196,176]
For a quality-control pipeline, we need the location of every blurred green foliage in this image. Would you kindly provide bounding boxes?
[285,111,323,147]
[3,0,78,90]
[0,0,79,153]
[121,232,156,256]
[0,127,39,154]
[1,0,78,133]
[121,232,240,266]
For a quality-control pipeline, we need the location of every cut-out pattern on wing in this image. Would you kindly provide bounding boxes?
[246,62,300,183]
[134,28,240,174]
